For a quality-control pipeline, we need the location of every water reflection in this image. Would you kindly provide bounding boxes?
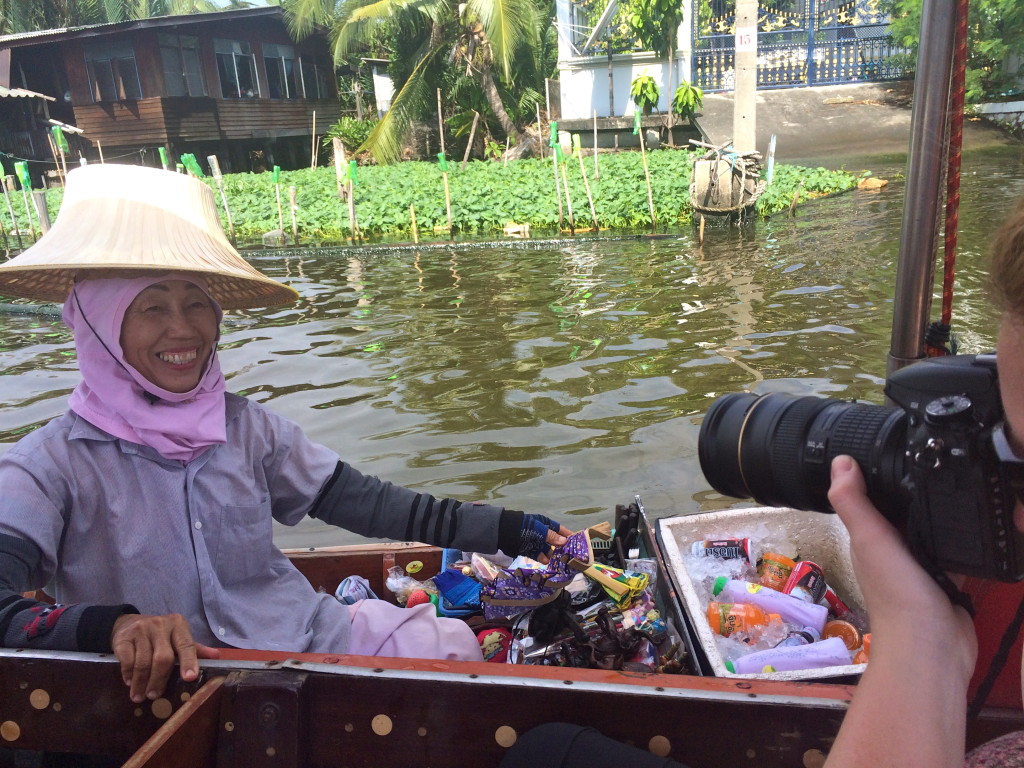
[1,148,1022,546]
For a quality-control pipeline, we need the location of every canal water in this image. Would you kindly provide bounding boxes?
[1,146,1022,548]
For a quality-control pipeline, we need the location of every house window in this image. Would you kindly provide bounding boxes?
[214,39,259,98]
[299,55,333,100]
[159,34,205,97]
[263,43,297,99]
[84,40,142,102]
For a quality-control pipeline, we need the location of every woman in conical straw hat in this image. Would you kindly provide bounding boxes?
[0,164,569,703]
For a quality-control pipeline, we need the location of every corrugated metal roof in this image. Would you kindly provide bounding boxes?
[0,85,55,100]
[0,7,281,47]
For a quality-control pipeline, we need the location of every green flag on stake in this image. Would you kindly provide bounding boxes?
[548,121,558,147]
[272,165,281,183]
[554,144,566,164]
[51,126,69,153]
[180,154,204,177]
[14,161,31,189]
[347,160,358,186]
[437,152,448,172]
[158,147,169,170]
[633,111,642,135]
[572,134,582,158]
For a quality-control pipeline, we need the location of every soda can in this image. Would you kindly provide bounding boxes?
[782,560,827,604]
[820,584,855,622]
[690,538,754,565]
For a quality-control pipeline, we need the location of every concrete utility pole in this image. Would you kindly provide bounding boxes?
[733,0,758,153]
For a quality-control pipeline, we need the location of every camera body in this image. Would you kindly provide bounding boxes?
[698,354,1024,582]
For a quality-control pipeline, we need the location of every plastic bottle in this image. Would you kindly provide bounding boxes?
[705,601,780,638]
[774,626,821,648]
[724,635,852,674]
[758,552,796,591]
[712,577,829,634]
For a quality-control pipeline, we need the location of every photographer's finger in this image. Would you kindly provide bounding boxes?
[828,455,899,541]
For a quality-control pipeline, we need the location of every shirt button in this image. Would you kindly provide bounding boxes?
[218,627,226,636]
[194,521,202,529]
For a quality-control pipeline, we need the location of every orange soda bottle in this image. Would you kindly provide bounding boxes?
[706,601,781,638]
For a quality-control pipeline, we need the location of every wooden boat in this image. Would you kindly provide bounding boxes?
[3,4,1023,767]
[1,500,1022,767]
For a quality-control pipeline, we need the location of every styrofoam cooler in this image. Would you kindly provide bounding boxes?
[658,507,867,682]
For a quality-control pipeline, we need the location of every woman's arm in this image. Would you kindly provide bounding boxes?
[824,456,977,768]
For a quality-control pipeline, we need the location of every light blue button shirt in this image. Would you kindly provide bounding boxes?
[0,394,353,652]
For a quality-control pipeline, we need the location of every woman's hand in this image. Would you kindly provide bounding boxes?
[111,613,221,703]
[520,514,572,563]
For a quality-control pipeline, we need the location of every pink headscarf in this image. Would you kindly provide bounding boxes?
[63,274,227,462]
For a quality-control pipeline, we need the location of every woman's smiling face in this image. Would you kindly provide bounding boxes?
[119,280,219,393]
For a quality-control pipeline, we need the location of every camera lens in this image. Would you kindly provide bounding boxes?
[698,393,909,519]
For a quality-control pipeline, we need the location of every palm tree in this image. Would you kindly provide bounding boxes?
[286,0,546,163]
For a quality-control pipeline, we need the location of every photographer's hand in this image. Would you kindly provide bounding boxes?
[824,455,977,768]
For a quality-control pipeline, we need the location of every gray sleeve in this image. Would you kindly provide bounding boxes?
[308,462,507,552]
[0,533,135,653]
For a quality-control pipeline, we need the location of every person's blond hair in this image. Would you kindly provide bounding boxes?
[990,198,1024,317]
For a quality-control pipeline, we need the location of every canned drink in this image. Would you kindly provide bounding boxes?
[691,538,754,564]
[758,552,796,591]
[821,584,855,622]
[783,561,827,604]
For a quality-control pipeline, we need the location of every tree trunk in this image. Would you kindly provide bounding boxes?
[478,65,524,146]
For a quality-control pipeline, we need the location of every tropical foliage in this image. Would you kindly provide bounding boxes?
[284,0,555,164]
[15,154,859,245]
[0,0,267,35]
[671,82,703,121]
[882,0,1024,102]
[629,73,660,114]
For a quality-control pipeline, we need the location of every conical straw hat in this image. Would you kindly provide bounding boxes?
[0,163,298,309]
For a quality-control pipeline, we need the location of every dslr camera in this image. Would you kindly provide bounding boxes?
[698,353,1024,582]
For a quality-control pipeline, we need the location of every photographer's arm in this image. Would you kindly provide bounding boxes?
[824,456,977,768]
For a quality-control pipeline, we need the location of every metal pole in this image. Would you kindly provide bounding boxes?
[887,0,957,375]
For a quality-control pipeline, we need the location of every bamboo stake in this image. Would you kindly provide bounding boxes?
[0,213,9,258]
[2,176,22,250]
[504,137,510,167]
[437,89,446,154]
[272,165,284,232]
[574,135,599,230]
[97,141,105,163]
[289,186,298,243]
[461,111,479,170]
[593,110,599,179]
[439,153,454,238]
[207,154,236,246]
[637,119,657,233]
[410,203,419,243]
[46,133,65,187]
[549,121,563,230]
[535,102,544,158]
[332,138,357,244]
[559,158,575,233]
[346,160,361,242]
[310,111,318,169]
[14,164,37,241]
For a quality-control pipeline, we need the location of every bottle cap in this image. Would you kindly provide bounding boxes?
[712,576,727,596]
[822,619,861,651]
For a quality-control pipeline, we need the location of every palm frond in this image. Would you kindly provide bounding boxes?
[282,0,340,39]
[359,41,446,162]
[467,0,538,80]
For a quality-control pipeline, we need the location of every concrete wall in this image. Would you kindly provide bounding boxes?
[976,100,1024,133]
[555,0,692,120]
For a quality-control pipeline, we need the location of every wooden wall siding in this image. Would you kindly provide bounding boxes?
[216,99,340,140]
[72,96,341,147]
